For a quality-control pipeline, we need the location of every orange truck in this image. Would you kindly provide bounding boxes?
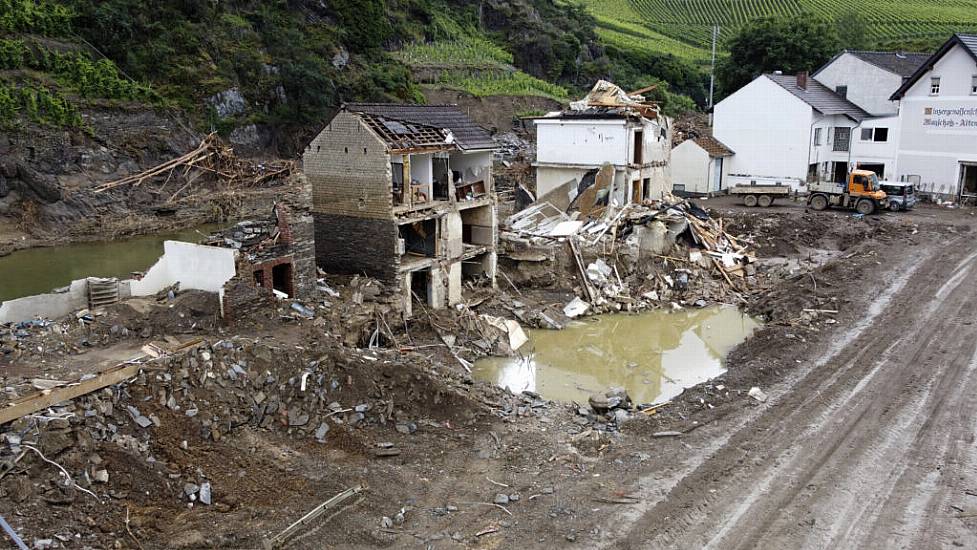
[807,169,888,215]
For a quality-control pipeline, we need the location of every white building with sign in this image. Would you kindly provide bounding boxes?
[890,34,977,199]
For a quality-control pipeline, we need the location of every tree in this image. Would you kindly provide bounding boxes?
[836,9,872,51]
[718,15,841,97]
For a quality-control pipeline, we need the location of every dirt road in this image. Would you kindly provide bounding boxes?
[606,234,977,548]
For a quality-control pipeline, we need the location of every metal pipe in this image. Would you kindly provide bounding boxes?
[0,514,29,550]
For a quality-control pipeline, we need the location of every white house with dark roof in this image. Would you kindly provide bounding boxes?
[813,50,929,116]
[671,135,734,195]
[890,34,977,199]
[714,71,873,187]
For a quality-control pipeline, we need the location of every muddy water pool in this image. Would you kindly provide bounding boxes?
[0,225,219,302]
[473,306,760,405]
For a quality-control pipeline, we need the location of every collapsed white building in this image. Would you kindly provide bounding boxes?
[532,81,673,211]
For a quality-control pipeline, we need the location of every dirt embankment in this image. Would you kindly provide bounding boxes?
[1,204,970,548]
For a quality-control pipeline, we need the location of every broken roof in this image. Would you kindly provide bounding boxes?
[814,50,929,78]
[890,34,977,100]
[692,135,734,157]
[567,80,660,120]
[344,103,496,151]
[766,73,869,121]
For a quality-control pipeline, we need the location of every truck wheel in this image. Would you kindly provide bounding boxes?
[758,194,773,207]
[810,194,828,211]
[856,199,875,215]
[888,201,901,212]
[743,194,758,207]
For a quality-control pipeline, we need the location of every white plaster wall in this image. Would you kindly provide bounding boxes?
[447,262,462,305]
[809,114,862,179]
[851,115,900,179]
[449,151,493,186]
[897,45,977,193]
[536,166,589,200]
[814,53,904,115]
[129,241,237,297]
[672,141,711,194]
[443,212,464,258]
[642,119,667,161]
[535,119,628,166]
[715,76,813,181]
[0,279,88,324]
[410,153,433,183]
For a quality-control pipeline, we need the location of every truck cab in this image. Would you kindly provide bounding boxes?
[878,181,916,211]
[807,169,888,215]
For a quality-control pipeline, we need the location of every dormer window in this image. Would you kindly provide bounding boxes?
[930,77,941,95]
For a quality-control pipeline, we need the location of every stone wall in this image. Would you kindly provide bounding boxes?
[313,213,399,284]
[303,112,393,220]
[278,176,317,299]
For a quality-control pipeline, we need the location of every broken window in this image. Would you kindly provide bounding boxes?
[835,85,848,98]
[433,157,450,200]
[633,130,644,164]
[930,77,941,95]
[391,160,405,204]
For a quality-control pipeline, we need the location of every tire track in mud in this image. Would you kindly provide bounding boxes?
[607,236,977,549]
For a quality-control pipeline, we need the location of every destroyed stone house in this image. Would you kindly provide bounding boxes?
[303,103,498,316]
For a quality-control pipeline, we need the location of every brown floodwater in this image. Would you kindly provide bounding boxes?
[473,306,760,405]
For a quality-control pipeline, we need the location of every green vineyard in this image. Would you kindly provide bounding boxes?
[580,0,977,68]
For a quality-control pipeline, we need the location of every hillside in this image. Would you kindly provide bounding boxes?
[582,0,977,69]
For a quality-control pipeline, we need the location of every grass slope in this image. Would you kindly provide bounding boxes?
[581,0,977,68]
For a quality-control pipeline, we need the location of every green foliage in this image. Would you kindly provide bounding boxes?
[835,9,872,51]
[0,39,155,101]
[438,70,568,100]
[396,37,514,68]
[331,0,393,52]
[0,83,84,128]
[581,0,977,69]
[718,15,840,96]
[0,0,72,35]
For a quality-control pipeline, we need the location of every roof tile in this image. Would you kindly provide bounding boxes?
[344,103,496,151]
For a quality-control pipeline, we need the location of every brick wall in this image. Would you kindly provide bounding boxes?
[303,112,394,220]
[313,213,399,284]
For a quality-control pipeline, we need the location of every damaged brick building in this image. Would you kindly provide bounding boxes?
[303,104,498,315]
[205,176,318,320]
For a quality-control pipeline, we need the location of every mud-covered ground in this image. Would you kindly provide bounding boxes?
[2,202,975,549]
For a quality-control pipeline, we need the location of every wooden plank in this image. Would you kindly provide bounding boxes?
[1,362,145,425]
[0,338,202,426]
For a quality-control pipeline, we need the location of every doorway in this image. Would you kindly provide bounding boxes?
[272,262,294,297]
[713,158,724,191]
[960,163,977,197]
[410,269,431,306]
[832,162,848,184]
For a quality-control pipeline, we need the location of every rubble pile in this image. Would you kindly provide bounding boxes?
[0,328,516,546]
[500,197,765,319]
